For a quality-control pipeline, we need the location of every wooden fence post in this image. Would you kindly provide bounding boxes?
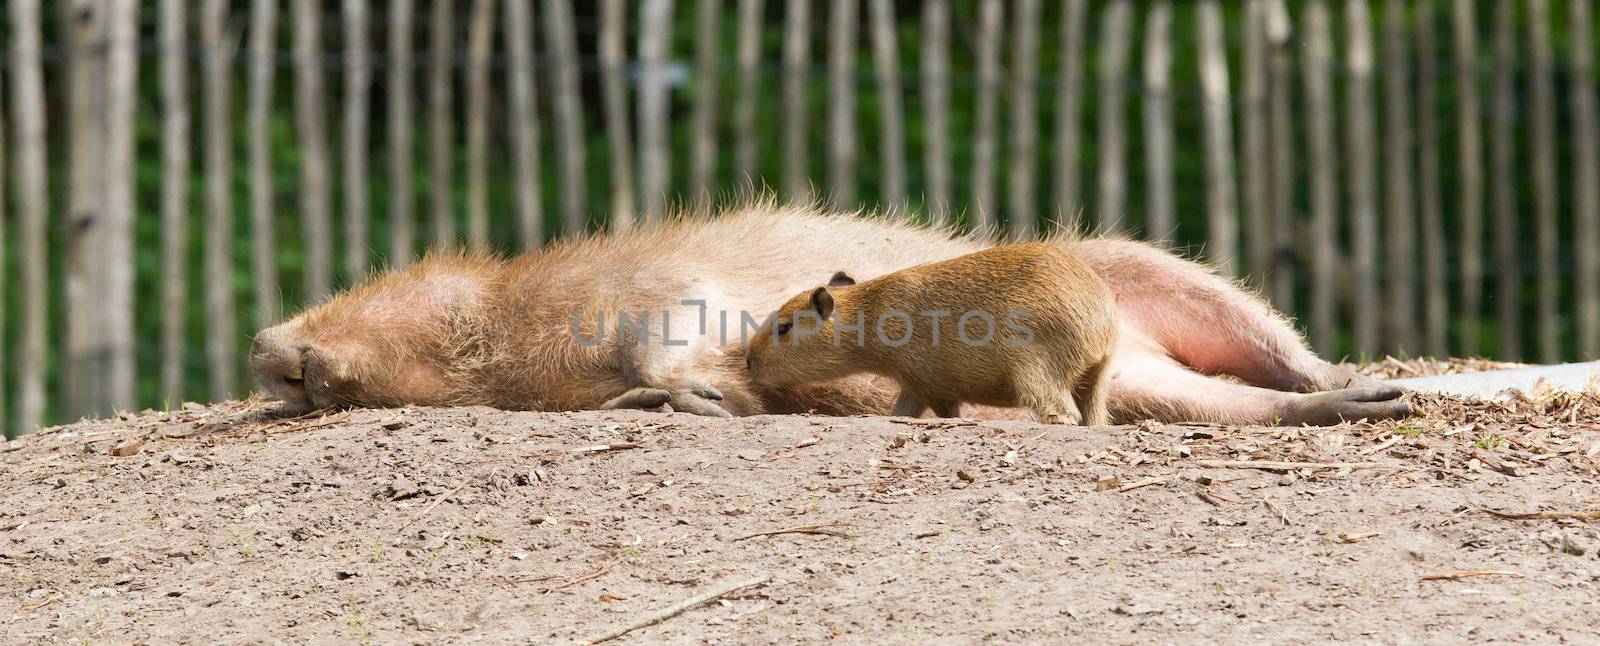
[1198,0,1240,277]
[1007,0,1041,239]
[160,0,191,404]
[1491,1,1521,360]
[345,0,373,271]
[1243,0,1272,284]
[921,0,951,225]
[63,0,109,419]
[1573,0,1600,360]
[1415,0,1449,358]
[201,0,238,400]
[294,0,333,301]
[505,0,544,248]
[782,0,814,203]
[1527,0,1560,362]
[1451,0,1484,357]
[104,0,139,412]
[1053,0,1089,232]
[0,14,8,434]
[248,0,281,325]
[827,0,859,209]
[1382,0,1417,355]
[734,0,764,198]
[1143,1,1174,245]
[1304,0,1339,356]
[972,0,1003,235]
[12,0,49,433]
[599,0,637,230]
[428,0,456,246]
[388,0,417,266]
[545,0,587,233]
[1344,0,1379,357]
[690,0,724,209]
[1265,0,1296,309]
[638,0,674,224]
[1097,0,1133,233]
[465,0,494,250]
[869,0,907,212]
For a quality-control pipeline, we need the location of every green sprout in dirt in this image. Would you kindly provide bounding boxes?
[227,526,256,557]
[344,599,374,645]
[1474,433,1503,450]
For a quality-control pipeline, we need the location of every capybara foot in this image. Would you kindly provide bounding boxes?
[600,379,732,418]
[601,387,673,413]
[1301,364,1389,393]
[1281,385,1413,426]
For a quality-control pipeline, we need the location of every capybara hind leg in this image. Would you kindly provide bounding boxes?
[892,390,929,418]
[1105,352,1296,425]
[1069,238,1364,393]
[1105,352,1410,425]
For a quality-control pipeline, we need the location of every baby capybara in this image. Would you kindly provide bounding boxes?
[745,244,1117,425]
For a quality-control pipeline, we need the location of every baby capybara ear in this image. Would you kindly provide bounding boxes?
[809,286,835,319]
[828,271,857,287]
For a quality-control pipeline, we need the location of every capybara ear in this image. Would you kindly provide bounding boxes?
[828,271,857,287]
[809,286,835,319]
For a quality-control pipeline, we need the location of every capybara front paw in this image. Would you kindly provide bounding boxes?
[1285,385,1412,426]
[599,380,733,418]
[600,387,674,412]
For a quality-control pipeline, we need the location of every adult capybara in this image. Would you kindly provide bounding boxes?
[745,244,1117,425]
[249,202,1410,426]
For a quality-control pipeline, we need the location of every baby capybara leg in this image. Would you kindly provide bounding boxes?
[1069,238,1373,393]
[1018,385,1082,425]
[892,390,930,418]
[928,401,962,418]
[1073,355,1113,426]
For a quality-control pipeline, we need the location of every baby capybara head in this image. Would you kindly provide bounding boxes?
[745,272,861,387]
[249,254,501,413]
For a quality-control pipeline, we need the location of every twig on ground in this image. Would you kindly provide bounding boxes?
[1116,476,1166,493]
[1420,569,1525,581]
[23,592,60,611]
[730,523,851,542]
[1360,435,1402,456]
[580,575,772,645]
[544,562,617,592]
[1478,507,1600,522]
[1262,497,1293,525]
[1338,531,1382,543]
[396,480,472,531]
[1192,460,1390,471]
[571,442,641,453]
[268,416,347,434]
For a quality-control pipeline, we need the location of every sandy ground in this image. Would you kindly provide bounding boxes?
[3,371,1600,644]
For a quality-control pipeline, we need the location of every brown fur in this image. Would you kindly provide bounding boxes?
[745,244,1117,424]
[250,201,1411,426]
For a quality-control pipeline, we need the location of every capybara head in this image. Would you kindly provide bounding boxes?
[249,254,500,413]
[744,271,861,387]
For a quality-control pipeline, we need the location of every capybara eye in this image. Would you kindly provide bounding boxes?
[776,322,793,337]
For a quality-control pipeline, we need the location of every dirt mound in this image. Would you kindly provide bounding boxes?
[4,393,1600,643]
